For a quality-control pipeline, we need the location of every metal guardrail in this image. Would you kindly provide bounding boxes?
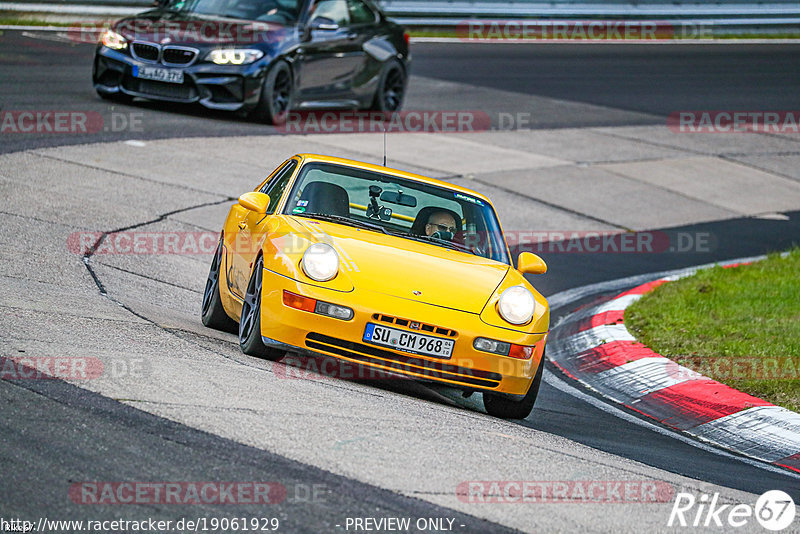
[379,1,800,16]
[1,0,799,31]
[378,1,800,21]
[381,1,800,32]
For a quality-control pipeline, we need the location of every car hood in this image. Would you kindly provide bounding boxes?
[267,216,510,314]
[113,10,290,46]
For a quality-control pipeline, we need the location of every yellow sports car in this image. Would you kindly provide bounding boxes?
[201,154,549,419]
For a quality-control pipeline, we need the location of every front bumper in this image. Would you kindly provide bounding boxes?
[259,268,547,397]
[93,46,266,111]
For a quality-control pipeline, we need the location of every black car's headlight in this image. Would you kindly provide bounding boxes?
[206,49,264,65]
[101,29,128,50]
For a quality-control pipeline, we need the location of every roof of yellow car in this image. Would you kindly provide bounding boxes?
[294,153,494,205]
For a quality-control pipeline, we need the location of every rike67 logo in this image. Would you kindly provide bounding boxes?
[668,490,796,530]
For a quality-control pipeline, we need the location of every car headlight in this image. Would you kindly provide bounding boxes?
[101,29,128,50]
[497,285,535,325]
[302,243,339,282]
[207,49,264,65]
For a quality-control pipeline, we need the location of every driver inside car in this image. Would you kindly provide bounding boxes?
[425,211,458,241]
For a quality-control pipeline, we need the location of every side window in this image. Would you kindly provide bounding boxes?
[311,0,349,26]
[347,0,376,25]
[261,159,297,214]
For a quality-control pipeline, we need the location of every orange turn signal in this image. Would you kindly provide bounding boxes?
[508,344,534,360]
[282,290,317,312]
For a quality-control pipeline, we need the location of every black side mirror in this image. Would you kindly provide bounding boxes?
[310,16,339,31]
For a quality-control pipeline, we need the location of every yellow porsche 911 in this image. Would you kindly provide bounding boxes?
[201,154,549,419]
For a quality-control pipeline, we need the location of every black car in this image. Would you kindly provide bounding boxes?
[92,0,410,123]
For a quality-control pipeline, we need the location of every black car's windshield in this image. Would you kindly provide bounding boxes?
[283,162,511,265]
[165,0,300,23]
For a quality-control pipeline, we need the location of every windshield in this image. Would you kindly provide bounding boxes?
[283,162,511,265]
[164,0,300,23]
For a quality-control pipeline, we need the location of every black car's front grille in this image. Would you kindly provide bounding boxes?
[131,42,159,62]
[305,332,502,388]
[123,77,196,100]
[162,47,197,65]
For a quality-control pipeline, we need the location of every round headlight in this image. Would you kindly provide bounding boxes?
[302,243,339,282]
[207,48,264,65]
[497,285,535,325]
[101,29,128,50]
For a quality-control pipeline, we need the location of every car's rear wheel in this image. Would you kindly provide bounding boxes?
[239,255,285,360]
[201,236,237,333]
[370,59,406,112]
[251,60,293,125]
[483,352,545,420]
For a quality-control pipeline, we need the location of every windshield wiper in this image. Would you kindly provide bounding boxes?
[294,213,388,234]
[386,231,475,255]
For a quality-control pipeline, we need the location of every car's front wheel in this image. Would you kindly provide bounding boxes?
[483,352,545,420]
[239,255,285,361]
[370,59,406,112]
[251,60,293,125]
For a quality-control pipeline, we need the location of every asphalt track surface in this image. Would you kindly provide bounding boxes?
[2,33,800,152]
[2,29,800,532]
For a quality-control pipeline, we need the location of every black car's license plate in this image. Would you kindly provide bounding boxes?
[363,323,454,359]
[132,65,184,84]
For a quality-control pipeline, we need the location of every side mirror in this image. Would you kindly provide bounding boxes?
[310,16,339,31]
[517,252,547,275]
[238,192,271,214]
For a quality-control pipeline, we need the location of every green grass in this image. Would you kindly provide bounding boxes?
[0,15,74,27]
[625,249,800,412]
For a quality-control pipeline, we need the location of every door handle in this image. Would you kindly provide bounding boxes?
[346,32,358,40]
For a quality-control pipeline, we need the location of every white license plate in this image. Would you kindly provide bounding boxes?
[132,65,184,84]
[363,323,454,359]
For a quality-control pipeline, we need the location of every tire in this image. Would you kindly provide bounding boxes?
[483,351,545,420]
[251,60,293,125]
[370,59,406,112]
[201,237,237,333]
[239,255,285,361]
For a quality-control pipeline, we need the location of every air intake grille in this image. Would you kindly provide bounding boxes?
[372,313,457,337]
[131,42,159,61]
[305,332,501,389]
[162,47,197,65]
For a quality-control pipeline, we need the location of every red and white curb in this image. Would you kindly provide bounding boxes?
[548,261,800,474]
